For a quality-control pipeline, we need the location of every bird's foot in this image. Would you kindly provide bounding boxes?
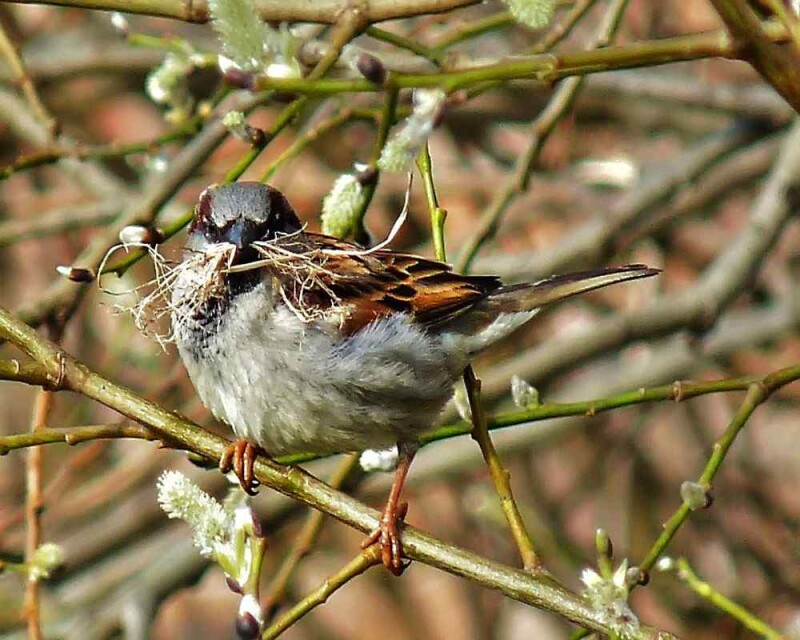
[362,500,410,576]
[220,439,261,496]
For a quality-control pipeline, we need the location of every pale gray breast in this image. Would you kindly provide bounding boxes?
[172,276,467,456]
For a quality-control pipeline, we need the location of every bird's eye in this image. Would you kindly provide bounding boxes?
[189,189,216,238]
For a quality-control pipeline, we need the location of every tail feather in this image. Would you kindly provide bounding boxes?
[443,264,659,356]
[488,264,659,312]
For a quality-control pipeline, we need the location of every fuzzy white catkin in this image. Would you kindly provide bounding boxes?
[157,470,228,557]
[208,0,271,71]
[378,89,446,173]
[321,174,366,238]
[359,446,400,472]
[146,53,190,105]
[580,559,640,639]
[503,0,556,29]
[378,134,417,173]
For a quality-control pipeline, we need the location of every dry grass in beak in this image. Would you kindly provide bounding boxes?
[98,242,238,349]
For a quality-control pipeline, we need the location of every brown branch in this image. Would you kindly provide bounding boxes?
[464,366,541,570]
[0,305,672,639]
[3,0,479,24]
[23,386,53,640]
[0,22,57,136]
[478,118,800,399]
[710,1,800,113]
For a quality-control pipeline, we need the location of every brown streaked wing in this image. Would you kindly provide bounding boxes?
[298,233,502,334]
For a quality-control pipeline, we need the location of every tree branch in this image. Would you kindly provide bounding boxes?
[3,0,480,24]
[0,304,673,639]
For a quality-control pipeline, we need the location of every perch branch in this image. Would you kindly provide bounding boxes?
[0,303,672,639]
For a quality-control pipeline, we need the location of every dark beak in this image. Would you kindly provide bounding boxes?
[226,219,259,250]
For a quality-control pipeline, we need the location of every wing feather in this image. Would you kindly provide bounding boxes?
[259,233,501,334]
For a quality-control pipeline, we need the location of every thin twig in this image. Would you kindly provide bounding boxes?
[259,108,379,183]
[23,385,55,640]
[0,0,481,24]
[0,126,197,180]
[637,367,800,576]
[0,424,159,454]
[261,545,383,640]
[249,21,792,95]
[669,557,783,639]
[432,11,514,53]
[529,0,596,54]
[464,366,541,570]
[349,86,400,241]
[416,143,448,261]
[261,455,361,619]
[0,303,673,639]
[0,22,57,136]
[457,0,631,272]
[420,140,540,569]
[366,25,439,63]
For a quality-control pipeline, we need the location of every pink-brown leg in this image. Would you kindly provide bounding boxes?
[220,439,261,496]
[362,443,417,575]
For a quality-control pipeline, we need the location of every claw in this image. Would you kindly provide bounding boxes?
[363,501,409,575]
[361,441,418,576]
[220,439,261,496]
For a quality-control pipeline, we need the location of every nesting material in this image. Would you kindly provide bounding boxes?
[98,232,348,348]
[246,237,342,324]
[98,241,236,348]
[100,181,411,347]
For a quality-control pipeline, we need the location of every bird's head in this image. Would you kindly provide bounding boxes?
[187,182,303,252]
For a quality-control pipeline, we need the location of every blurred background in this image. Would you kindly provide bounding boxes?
[1,1,800,638]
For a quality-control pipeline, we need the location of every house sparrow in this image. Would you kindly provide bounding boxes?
[171,182,658,574]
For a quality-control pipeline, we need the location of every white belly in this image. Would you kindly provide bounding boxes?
[173,283,466,456]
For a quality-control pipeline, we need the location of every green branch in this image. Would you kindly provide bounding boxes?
[0,304,673,639]
[250,21,789,95]
[669,557,783,639]
[1,0,481,24]
[638,367,800,576]
[261,546,382,639]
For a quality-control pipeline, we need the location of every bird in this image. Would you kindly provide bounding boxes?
[170,181,658,574]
